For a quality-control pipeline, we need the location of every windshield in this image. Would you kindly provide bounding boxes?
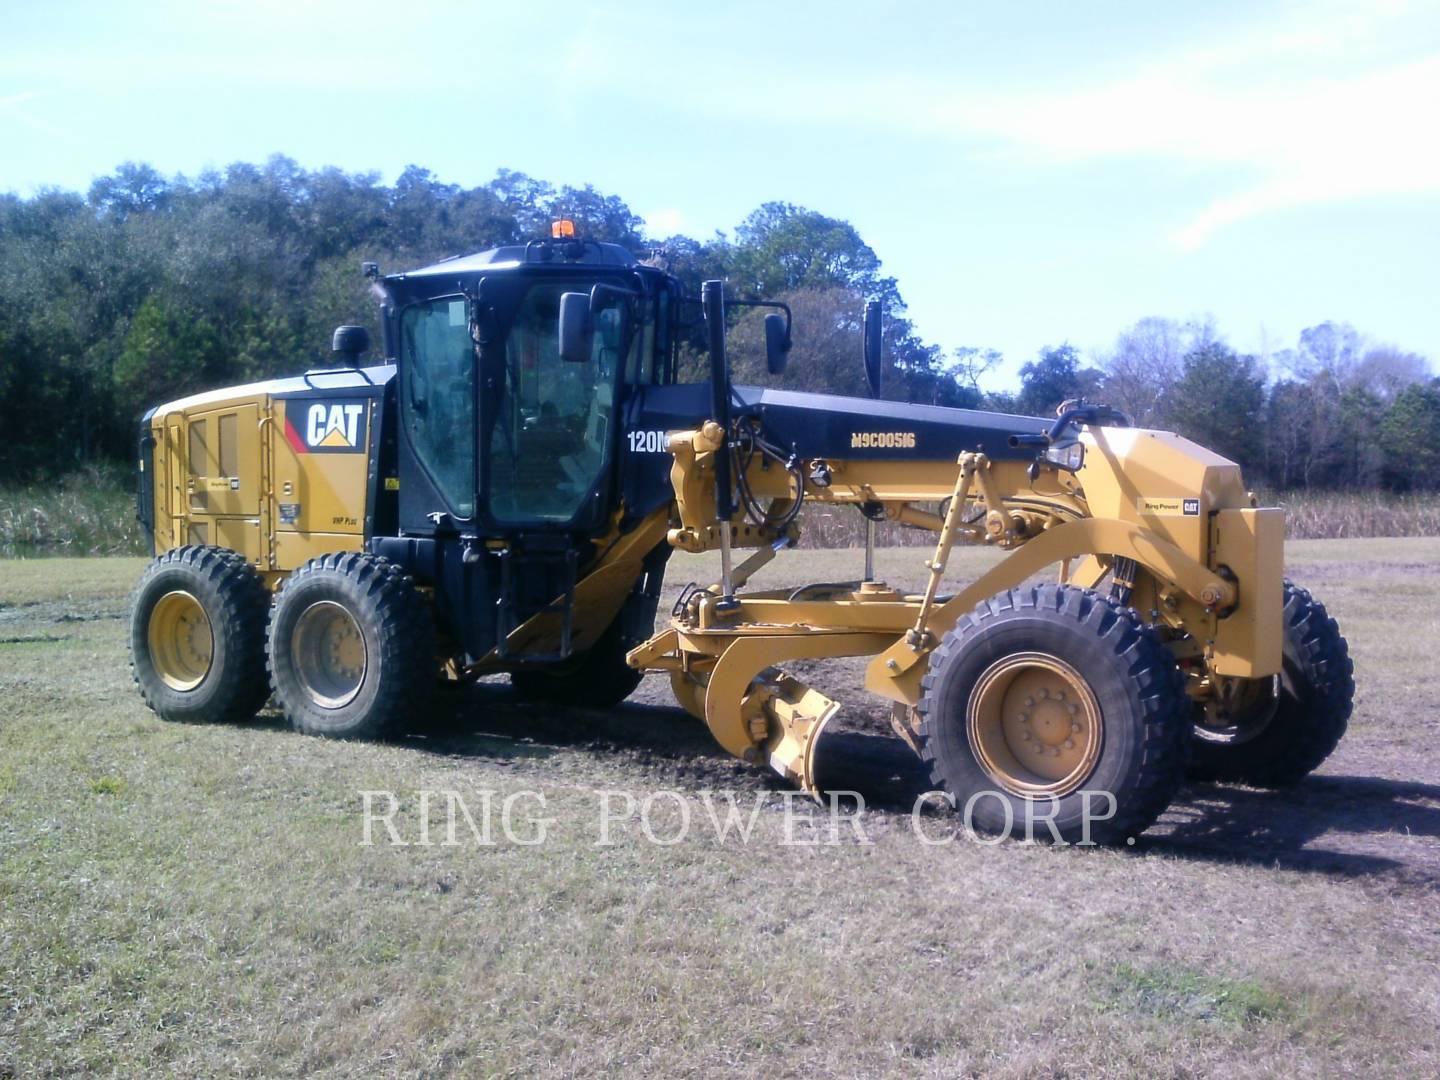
[487,281,634,523]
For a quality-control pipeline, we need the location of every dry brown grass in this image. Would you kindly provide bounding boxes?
[798,489,1439,548]
[2,473,1434,560]
[1265,488,1440,539]
[2,542,1438,1076]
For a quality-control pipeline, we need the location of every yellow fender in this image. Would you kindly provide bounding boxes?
[865,517,1236,704]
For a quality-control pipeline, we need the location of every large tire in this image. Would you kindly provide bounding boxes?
[1189,581,1353,786]
[510,546,667,709]
[129,545,270,724]
[917,584,1192,845]
[267,553,435,739]
[510,616,644,708]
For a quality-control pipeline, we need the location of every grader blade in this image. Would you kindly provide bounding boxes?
[750,670,841,797]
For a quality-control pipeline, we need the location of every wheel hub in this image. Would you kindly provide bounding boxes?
[291,600,368,709]
[1195,673,1280,745]
[967,652,1103,796]
[148,590,214,691]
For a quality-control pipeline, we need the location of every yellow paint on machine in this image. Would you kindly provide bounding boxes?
[147,390,369,574]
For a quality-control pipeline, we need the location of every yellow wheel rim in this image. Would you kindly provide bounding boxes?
[966,651,1103,797]
[148,590,214,691]
[291,600,367,709]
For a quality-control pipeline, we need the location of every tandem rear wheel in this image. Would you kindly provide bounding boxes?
[267,552,435,739]
[509,616,644,709]
[130,545,272,724]
[917,584,1192,846]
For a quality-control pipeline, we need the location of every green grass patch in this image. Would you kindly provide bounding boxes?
[1104,962,1292,1026]
[88,775,127,797]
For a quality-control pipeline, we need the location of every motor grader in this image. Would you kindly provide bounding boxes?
[129,223,1353,843]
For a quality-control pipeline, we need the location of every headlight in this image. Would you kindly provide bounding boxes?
[1044,440,1085,471]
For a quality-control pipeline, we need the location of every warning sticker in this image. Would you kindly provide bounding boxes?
[203,477,235,493]
[1137,497,1201,516]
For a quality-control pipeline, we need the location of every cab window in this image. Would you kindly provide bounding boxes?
[400,296,476,517]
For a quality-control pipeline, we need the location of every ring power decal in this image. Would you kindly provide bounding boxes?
[284,400,368,454]
[1137,496,1201,516]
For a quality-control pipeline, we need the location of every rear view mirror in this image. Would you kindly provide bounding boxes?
[863,300,882,397]
[764,312,791,376]
[558,292,593,363]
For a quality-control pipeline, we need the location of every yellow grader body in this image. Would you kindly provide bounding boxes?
[127,232,1351,844]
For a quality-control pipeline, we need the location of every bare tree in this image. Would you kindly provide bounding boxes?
[1096,316,1219,426]
[1355,346,1430,403]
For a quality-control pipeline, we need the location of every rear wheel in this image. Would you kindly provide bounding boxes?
[1188,581,1352,785]
[268,553,435,739]
[130,546,270,723]
[510,616,644,709]
[510,548,666,709]
[917,584,1191,845]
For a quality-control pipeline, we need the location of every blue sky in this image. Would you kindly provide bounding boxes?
[3,0,1436,389]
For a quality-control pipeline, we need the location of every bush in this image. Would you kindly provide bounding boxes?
[0,466,147,557]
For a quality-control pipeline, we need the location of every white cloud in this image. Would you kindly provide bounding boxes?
[594,2,1440,251]
[905,6,1440,249]
[643,208,687,237]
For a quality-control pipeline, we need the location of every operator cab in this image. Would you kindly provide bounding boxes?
[379,227,678,539]
[370,224,682,663]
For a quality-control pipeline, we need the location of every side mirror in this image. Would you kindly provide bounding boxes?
[558,292,593,363]
[862,300,882,397]
[764,312,791,376]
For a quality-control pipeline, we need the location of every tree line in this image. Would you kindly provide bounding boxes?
[0,156,1435,490]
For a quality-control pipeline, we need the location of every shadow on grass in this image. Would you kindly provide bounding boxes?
[1145,775,1440,887]
[396,681,720,767]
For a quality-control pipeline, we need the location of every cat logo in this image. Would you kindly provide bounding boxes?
[283,400,368,454]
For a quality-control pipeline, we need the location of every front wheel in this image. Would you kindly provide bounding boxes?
[917,585,1192,845]
[267,553,435,739]
[1188,581,1353,785]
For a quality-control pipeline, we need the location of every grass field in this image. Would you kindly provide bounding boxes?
[2,540,1439,1077]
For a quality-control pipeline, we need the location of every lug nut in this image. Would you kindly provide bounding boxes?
[1038,688,1049,700]
[1071,721,1082,733]
[1064,739,1075,750]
